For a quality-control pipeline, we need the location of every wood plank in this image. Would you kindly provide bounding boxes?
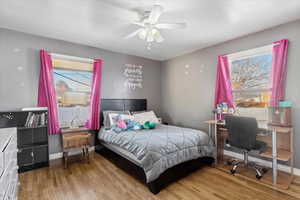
[203,120,225,125]
[261,147,293,161]
[217,163,294,190]
[18,152,300,200]
[257,133,291,151]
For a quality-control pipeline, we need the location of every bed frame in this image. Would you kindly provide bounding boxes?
[95,99,214,194]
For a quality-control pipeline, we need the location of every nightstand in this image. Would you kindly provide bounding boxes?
[61,128,92,168]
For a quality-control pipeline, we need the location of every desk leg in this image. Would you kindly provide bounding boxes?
[214,124,218,164]
[272,129,277,184]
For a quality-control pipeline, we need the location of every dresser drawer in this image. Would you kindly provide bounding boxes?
[0,169,10,198]
[0,151,4,176]
[0,160,17,190]
[3,179,17,200]
[4,149,18,172]
[6,135,17,152]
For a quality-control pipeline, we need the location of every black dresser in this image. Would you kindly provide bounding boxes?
[0,109,49,173]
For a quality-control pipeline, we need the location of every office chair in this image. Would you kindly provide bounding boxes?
[225,115,267,179]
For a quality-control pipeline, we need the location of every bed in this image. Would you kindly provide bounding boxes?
[95,99,215,194]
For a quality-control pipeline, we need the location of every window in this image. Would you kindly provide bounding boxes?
[228,46,273,108]
[228,46,273,123]
[53,58,93,128]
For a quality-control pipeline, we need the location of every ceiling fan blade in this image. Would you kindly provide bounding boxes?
[148,5,163,24]
[132,21,145,27]
[125,28,144,39]
[156,23,187,29]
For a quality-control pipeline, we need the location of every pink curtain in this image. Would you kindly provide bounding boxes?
[86,59,102,130]
[270,39,289,106]
[38,50,60,134]
[214,55,234,108]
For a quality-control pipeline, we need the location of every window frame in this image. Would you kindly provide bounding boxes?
[51,54,94,128]
[227,45,273,108]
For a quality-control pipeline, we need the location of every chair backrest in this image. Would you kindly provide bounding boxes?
[225,115,258,150]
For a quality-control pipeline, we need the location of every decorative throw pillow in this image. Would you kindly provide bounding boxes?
[132,111,159,124]
[108,113,133,127]
[103,110,130,129]
[125,119,142,131]
[116,120,127,129]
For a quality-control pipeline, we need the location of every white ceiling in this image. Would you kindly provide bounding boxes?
[1,0,300,61]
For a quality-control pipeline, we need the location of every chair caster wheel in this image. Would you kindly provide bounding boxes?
[256,174,262,179]
[230,169,236,174]
[262,168,268,174]
[227,160,233,165]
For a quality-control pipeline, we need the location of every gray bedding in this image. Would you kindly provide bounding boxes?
[98,124,215,183]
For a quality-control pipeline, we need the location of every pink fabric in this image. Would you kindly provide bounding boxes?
[38,50,60,134]
[214,55,234,108]
[86,59,102,130]
[270,39,289,106]
[117,120,127,129]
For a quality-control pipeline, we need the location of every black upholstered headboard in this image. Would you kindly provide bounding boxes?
[100,99,147,126]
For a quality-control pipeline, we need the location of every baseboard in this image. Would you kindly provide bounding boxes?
[49,146,95,160]
[224,150,300,176]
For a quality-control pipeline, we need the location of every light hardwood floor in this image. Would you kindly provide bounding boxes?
[18,152,300,200]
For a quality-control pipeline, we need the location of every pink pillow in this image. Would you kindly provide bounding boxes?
[116,120,127,129]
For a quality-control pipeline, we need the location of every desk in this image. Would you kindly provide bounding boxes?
[204,120,294,187]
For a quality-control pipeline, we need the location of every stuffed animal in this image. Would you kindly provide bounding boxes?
[142,121,156,129]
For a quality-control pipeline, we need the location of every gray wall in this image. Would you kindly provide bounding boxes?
[161,19,300,168]
[0,28,161,154]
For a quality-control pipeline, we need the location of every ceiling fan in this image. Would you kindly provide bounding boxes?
[125,4,187,50]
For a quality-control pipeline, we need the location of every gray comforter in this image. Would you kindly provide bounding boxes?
[98,124,214,183]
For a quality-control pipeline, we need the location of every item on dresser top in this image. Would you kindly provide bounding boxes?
[103,110,131,129]
[132,110,159,124]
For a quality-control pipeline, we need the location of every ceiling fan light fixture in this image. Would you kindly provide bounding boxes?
[146,32,154,42]
[138,29,147,40]
[125,4,186,49]
[152,29,164,43]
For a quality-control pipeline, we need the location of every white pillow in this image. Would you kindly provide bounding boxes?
[108,113,133,127]
[132,111,159,124]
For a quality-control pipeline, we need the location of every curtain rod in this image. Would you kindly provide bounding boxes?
[50,53,94,64]
[223,43,279,58]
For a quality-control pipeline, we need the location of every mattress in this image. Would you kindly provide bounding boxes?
[98,124,214,183]
[101,142,142,167]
